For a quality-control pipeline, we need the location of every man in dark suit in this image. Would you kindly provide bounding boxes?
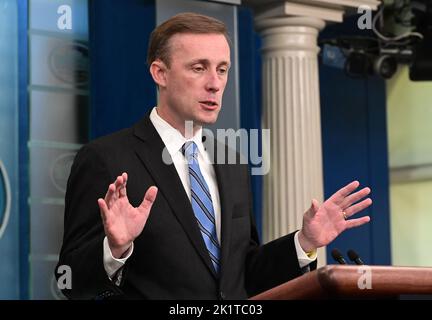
[56,13,372,299]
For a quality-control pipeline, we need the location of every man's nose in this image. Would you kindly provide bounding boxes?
[204,72,222,93]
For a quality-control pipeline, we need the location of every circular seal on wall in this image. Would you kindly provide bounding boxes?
[0,160,11,239]
[48,41,89,86]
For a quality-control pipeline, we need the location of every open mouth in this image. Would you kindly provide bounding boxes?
[199,101,218,107]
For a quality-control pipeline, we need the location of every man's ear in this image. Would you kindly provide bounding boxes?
[149,60,168,88]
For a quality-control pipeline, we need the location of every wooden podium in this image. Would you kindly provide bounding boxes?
[250,265,432,299]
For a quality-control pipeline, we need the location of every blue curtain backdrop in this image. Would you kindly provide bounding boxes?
[238,6,263,240]
[319,16,391,265]
[89,0,156,139]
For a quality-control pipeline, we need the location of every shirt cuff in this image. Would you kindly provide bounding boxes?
[294,231,317,269]
[103,236,134,280]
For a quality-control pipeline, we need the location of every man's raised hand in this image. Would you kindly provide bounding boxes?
[298,181,372,253]
[98,172,158,258]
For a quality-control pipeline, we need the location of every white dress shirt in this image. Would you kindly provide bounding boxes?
[103,107,316,281]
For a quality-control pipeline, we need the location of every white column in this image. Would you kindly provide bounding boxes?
[258,17,325,249]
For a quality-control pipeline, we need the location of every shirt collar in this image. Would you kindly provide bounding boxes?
[149,107,206,157]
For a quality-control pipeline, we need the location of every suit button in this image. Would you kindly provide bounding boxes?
[219,291,226,300]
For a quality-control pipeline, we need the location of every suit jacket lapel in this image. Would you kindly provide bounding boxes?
[212,142,235,279]
[132,116,217,278]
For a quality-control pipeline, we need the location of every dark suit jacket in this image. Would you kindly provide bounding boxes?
[56,115,315,299]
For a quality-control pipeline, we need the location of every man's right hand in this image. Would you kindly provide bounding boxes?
[97,172,158,258]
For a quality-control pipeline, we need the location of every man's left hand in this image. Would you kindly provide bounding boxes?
[298,180,372,253]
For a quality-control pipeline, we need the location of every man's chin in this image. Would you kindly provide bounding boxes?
[201,117,218,125]
[195,112,220,126]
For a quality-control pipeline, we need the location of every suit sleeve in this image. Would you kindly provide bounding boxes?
[243,165,317,297]
[55,144,124,299]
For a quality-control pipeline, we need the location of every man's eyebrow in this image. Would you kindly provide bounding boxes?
[219,61,231,68]
[189,59,231,67]
[188,59,210,65]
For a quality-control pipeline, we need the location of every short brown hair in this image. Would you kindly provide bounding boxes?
[147,12,231,67]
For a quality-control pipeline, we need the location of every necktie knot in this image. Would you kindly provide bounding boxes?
[182,141,198,163]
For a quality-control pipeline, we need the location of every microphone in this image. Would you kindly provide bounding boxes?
[347,249,364,265]
[331,248,347,265]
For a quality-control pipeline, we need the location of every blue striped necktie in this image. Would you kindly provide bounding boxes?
[182,141,220,275]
